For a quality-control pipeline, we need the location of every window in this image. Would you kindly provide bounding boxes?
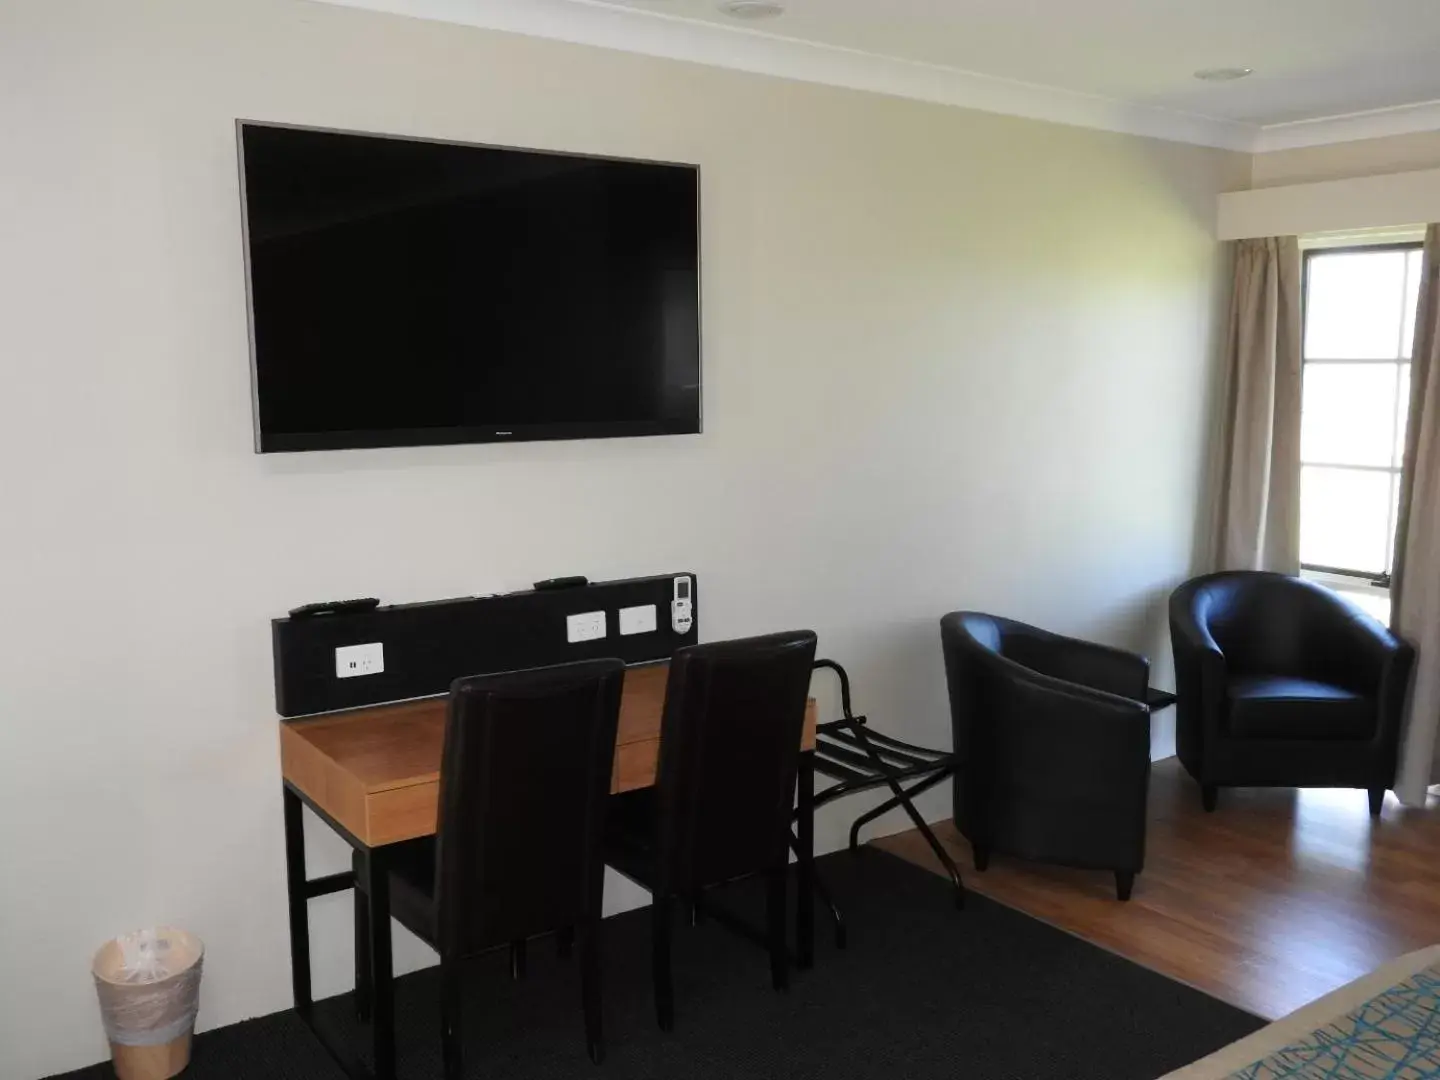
[1300,244,1424,621]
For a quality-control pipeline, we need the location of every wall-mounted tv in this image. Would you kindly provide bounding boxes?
[237,122,701,452]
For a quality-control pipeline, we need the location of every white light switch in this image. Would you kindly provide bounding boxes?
[619,604,658,636]
[566,610,607,643]
[335,642,384,679]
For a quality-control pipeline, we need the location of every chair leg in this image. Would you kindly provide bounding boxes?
[1115,871,1136,902]
[767,867,789,993]
[1369,787,1386,818]
[579,921,603,1065]
[510,939,527,981]
[557,926,575,960]
[354,882,372,1023]
[1201,784,1218,813]
[440,960,463,1080]
[972,843,990,872]
[812,865,848,949]
[651,894,675,1032]
[789,831,846,949]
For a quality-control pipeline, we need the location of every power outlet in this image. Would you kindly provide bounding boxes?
[566,611,607,644]
[618,604,657,636]
[335,642,385,679]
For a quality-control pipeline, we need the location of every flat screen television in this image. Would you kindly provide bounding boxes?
[237,122,701,452]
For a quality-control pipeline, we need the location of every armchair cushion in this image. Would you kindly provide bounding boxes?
[1226,676,1374,741]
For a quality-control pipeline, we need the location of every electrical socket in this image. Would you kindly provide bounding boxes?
[618,604,657,636]
[566,611,607,644]
[335,642,385,679]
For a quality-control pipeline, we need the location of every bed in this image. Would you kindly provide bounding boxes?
[1164,945,1440,1079]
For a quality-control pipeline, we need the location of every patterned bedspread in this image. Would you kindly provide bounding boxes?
[1165,947,1440,1080]
[1230,964,1440,1078]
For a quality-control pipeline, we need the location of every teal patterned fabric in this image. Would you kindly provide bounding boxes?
[1229,965,1440,1078]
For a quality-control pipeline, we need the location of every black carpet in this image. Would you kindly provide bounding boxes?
[52,849,1262,1080]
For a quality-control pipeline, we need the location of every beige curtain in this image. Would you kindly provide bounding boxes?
[1393,225,1440,807]
[1211,236,1304,572]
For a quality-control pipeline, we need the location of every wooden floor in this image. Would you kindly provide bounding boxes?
[875,757,1440,1021]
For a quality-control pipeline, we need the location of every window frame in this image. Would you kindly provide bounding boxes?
[1298,240,1423,589]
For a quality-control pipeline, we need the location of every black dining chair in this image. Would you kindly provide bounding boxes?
[605,630,819,1031]
[357,658,625,1076]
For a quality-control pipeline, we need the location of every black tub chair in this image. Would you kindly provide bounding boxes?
[1170,571,1415,816]
[941,612,1152,901]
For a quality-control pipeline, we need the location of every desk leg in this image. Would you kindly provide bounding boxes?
[360,848,396,1080]
[796,750,815,970]
[283,786,313,1014]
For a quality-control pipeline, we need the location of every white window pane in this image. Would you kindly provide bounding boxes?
[1300,363,1398,467]
[1403,249,1424,359]
[1397,363,1412,465]
[1300,466,1392,574]
[1305,250,1408,360]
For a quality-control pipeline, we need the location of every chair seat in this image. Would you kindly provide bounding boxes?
[1226,675,1376,741]
[384,838,439,945]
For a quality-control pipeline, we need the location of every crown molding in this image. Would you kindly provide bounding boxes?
[1255,99,1440,152]
[311,0,1440,154]
[310,0,1259,151]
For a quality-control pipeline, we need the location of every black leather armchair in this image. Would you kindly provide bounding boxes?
[1169,571,1415,816]
[941,612,1152,901]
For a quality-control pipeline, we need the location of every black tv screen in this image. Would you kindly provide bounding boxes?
[237,123,701,452]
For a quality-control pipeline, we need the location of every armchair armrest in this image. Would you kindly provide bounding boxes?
[986,659,1152,813]
[1314,598,1417,749]
[1314,596,1412,693]
[1170,595,1224,662]
[1168,583,1231,767]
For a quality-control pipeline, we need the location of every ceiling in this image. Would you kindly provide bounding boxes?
[317,0,1440,151]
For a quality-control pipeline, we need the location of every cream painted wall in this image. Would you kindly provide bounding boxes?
[0,1,1245,1075]
[1251,130,1440,188]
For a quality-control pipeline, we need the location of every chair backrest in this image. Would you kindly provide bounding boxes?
[434,658,625,960]
[652,630,818,893]
[1184,571,1369,678]
[940,612,1000,764]
[940,608,1150,766]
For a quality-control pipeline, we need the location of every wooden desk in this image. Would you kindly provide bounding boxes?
[280,661,819,847]
[278,660,820,1080]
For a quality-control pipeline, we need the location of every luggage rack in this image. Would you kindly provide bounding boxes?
[793,659,965,947]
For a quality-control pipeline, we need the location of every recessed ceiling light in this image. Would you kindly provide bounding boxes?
[719,0,786,19]
[1193,67,1254,82]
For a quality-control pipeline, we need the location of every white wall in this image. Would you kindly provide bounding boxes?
[1251,129,1440,188]
[0,1,1245,1075]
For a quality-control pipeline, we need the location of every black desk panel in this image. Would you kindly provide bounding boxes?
[272,573,696,717]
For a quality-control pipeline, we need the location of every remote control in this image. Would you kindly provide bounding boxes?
[533,576,589,591]
[671,575,693,635]
[287,598,381,619]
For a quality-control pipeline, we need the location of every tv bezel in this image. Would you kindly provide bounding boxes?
[235,120,704,454]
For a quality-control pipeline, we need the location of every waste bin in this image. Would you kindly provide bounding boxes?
[92,928,204,1080]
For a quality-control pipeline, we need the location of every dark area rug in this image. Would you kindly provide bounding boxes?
[51,848,1261,1080]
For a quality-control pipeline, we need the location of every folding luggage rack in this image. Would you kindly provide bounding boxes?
[794,659,965,947]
